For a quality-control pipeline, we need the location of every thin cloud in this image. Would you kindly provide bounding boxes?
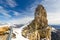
[1,0,60,25]
[7,16,34,25]
[47,12,60,25]
[6,0,17,7]
[0,6,11,18]
[41,0,60,25]
[0,21,8,26]
[13,11,20,16]
[3,0,42,25]
[41,0,60,13]
[26,0,40,14]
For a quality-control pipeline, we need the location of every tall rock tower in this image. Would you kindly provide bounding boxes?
[34,5,48,29]
[22,5,51,40]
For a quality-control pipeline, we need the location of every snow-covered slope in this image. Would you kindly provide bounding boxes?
[12,24,28,40]
[11,23,57,40]
[51,27,57,32]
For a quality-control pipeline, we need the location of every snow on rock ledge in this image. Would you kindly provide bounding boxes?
[12,24,28,40]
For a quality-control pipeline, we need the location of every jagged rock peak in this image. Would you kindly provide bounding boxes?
[35,5,45,11]
[34,4,48,27]
[22,4,51,40]
[35,4,47,18]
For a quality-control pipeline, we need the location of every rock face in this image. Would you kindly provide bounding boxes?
[0,26,10,35]
[0,34,9,40]
[0,26,10,40]
[22,5,51,40]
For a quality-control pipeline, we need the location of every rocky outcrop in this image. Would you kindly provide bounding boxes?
[0,26,10,35]
[12,33,16,38]
[0,34,9,40]
[0,26,10,40]
[22,5,51,40]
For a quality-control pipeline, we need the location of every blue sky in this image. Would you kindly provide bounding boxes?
[0,0,60,25]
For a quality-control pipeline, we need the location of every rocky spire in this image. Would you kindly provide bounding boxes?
[34,5,48,29]
[22,4,51,40]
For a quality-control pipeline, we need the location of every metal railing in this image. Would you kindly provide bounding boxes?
[7,26,13,40]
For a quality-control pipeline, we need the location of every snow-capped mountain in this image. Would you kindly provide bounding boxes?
[11,24,60,40]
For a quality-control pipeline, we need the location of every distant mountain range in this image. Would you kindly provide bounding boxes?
[10,24,24,28]
[12,24,60,29]
[49,25,60,29]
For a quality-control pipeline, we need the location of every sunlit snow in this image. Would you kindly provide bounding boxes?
[12,25,28,40]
